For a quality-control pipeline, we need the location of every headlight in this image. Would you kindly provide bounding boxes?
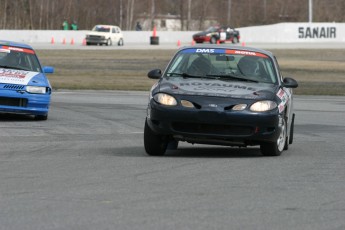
[181,100,194,108]
[250,100,277,112]
[232,104,247,111]
[153,93,177,106]
[26,86,47,94]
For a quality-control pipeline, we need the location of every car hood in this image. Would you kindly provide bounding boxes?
[86,31,109,36]
[157,78,278,100]
[0,68,48,86]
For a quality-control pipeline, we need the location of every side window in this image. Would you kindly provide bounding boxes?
[112,28,116,33]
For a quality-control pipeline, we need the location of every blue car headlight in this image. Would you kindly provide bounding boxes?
[26,86,47,94]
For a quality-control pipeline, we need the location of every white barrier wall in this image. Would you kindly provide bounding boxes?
[0,23,344,45]
[240,23,345,43]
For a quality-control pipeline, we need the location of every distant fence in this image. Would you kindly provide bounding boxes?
[1,23,344,45]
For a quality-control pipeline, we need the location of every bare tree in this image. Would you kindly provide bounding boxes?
[0,0,344,30]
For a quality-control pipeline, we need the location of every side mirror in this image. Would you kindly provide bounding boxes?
[282,77,298,88]
[148,69,162,79]
[43,66,54,74]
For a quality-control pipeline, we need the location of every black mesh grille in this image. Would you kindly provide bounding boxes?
[2,84,25,90]
[172,122,253,136]
[0,97,27,107]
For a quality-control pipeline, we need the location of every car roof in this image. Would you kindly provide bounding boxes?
[0,40,34,50]
[178,45,274,58]
[94,25,120,28]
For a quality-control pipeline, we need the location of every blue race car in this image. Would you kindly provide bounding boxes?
[145,45,298,156]
[0,40,54,120]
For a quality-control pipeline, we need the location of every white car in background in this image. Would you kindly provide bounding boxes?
[85,25,124,46]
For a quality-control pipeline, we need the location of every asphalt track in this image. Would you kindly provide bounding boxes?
[0,90,345,230]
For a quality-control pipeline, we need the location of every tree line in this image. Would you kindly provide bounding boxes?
[1,0,344,30]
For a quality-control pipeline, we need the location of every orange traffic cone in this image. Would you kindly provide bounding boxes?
[70,38,74,45]
[217,40,220,45]
[241,41,246,47]
[62,38,66,45]
[153,26,157,37]
[191,40,195,46]
[82,38,86,46]
[177,40,181,47]
[51,36,55,44]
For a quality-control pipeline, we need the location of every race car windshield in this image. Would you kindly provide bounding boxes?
[165,49,278,84]
[0,50,42,72]
[93,26,110,32]
[205,27,218,33]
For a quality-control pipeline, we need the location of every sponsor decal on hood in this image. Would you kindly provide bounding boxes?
[159,78,276,99]
[0,68,39,85]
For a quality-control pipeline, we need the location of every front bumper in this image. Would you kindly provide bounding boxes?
[193,36,210,43]
[0,89,51,116]
[147,99,282,146]
[86,37,107,44]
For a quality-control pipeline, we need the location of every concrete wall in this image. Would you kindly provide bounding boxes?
[240,22,345,43]
[1,23,344,45]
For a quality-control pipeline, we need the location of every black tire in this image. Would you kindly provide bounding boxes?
[35,114,48,121]
[167,140,179,150]
[260,116,287,156]
[118,38,124,46]
[144,119,168,156]
[86,42,91,46]
[232,37,239,44]
[289,113,295,144]
[106,38,112,46]
[210,36,217,44]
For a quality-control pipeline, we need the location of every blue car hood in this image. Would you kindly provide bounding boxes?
[0,68,48,86]
[158,78,278,100]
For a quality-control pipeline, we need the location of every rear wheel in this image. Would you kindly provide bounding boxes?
[118,38,124,46]
[144,119,168,156]
[260,116,287,156]
[232,37,239,44]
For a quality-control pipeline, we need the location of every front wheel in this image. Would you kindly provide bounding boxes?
[210,37,217,44]
[106,38,112,46]
[144,119,168,156]
[260,116,287,156]
[35,114,48,121]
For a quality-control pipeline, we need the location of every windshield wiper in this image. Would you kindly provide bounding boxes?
[166,72,205,79]
[206,74,259,83]
[0,65,27,71]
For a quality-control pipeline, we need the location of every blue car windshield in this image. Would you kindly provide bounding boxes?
[0,49,42,72]
[165,48,278,84]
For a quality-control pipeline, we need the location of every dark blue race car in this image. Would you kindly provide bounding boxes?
[144,45,298,156]
[0,40,54,120]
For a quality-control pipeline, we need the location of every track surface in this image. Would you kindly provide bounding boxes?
[0,91,344,230]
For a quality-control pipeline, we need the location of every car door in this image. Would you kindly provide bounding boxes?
[113,27,122,43]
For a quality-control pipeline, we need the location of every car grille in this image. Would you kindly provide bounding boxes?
[2,84,25,90]
[172,122,253,136]
[89,35,102,39]
[0,97,28,107]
